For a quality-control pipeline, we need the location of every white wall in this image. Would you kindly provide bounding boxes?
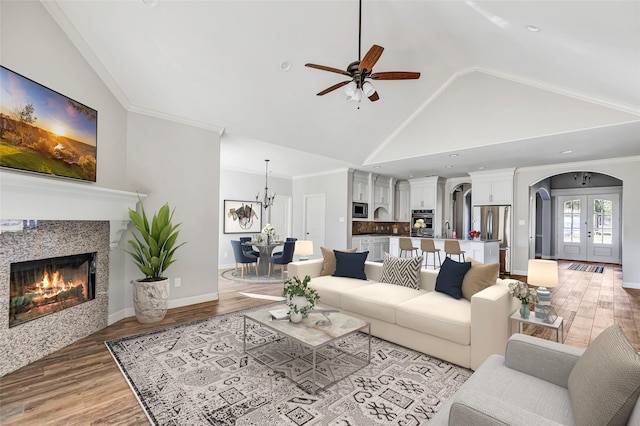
[513,156,640,288]
[0,1,131,320]
[124,112,221,317]
[218,168,292,268]
[292,169,350,250]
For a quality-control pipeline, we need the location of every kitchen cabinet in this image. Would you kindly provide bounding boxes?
[409,176,445,237]
[373,176,394,221]
[470,168,515,206]
[352,236,389,261]
[352,171,370,203]
[395,180,410,222]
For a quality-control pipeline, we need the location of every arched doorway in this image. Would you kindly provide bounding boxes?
[530,171,622,264]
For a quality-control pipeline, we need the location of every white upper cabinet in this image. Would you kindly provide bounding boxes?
[352,171,369,203]
[469,168,515,205]
[409,177,439,210]
[395,180,410,221]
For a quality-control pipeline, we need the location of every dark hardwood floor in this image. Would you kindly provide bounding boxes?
[0,261,637,425]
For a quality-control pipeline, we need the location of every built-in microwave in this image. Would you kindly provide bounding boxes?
[353,202,368,218]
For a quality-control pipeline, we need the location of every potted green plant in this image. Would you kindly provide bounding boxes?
[282,275,319,323]
[125,197,186,323]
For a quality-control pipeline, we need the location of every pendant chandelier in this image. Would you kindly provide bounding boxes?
[256,159,275,210]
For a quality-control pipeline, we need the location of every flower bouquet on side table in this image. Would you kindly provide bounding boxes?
[508,281,539,319]
[468,230,481,240]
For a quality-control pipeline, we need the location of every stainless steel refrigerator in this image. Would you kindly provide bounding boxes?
[476,205,511,272]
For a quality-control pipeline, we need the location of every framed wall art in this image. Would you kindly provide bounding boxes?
[224,200,263,234]
[0,65,98,182]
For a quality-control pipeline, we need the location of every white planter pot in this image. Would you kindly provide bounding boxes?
[132,278,170,323]
[290,312,303,323]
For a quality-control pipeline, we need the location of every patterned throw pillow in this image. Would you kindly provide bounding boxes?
[379,252,423,290]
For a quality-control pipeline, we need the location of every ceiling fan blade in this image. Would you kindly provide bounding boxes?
[368,91,380,102]
[316,80,351,96]
[305,63,351,76]
[370,71,421,80]
[359,45,384,72]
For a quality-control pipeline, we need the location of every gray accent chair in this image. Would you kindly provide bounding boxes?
[430,333,640,425]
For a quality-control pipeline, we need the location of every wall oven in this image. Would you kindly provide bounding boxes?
[353,202,368,218]
[411,209,434,237]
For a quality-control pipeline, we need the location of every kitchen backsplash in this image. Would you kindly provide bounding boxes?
[352,221,411,235]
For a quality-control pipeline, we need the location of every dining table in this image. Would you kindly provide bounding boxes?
[243,240,283,276]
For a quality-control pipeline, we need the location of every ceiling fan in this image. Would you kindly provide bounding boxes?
[305,0,420,103]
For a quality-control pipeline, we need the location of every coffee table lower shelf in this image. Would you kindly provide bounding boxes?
[243,310,371,395]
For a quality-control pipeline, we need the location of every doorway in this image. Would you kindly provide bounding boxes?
[530,171,622,264]
[450,183,472,239]
[303,194,326,255]
[556,193,621,263]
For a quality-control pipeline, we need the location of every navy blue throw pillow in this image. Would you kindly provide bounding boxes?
[435,257,472,299]
[333,251,369,280]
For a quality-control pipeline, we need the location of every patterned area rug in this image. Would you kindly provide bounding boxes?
[106,304,471,425]
[567,263,605,273]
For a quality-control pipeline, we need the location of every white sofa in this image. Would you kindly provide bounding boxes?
[288,259,519,370]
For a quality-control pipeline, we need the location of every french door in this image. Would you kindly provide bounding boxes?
[556,193,620,263]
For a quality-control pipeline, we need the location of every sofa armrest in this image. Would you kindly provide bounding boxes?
[470,281,518,370]
[447,387,566,426]
[505,334,584,388]
[288,259,323,279]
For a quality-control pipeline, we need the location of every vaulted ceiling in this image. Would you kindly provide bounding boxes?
[43,0,640,179]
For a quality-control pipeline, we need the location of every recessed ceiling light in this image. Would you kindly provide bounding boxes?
[408,174,414,178]
[526,25,540,32]
[448,153,459,158]
[560,150,573,154]
[373,165,381,169]
[478,166,485,170]
[142,0,158,7]
[445,165,454,169]
[280,61,291,72]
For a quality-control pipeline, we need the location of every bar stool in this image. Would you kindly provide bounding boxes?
[399,237,419,257]
[444,240,465,262]
[420,238,441,269]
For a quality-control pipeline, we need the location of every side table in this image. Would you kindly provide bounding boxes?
[509,311,564,343]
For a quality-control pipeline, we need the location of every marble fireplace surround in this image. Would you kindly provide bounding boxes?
[0,171,140,376]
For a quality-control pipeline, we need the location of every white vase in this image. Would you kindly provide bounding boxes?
[290,312,303,323]
[131,278,170,323]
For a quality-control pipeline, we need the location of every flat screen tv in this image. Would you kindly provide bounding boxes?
[0,65,97,182]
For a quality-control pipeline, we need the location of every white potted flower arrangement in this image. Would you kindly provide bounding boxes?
[262,223,276,244]
[282,275,319,323]
[414,219,426,236]
[508,281,539,319]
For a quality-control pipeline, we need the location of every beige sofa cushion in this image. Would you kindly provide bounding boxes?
[320,247,357,276]
[340,283,423,323]
[461,258,500,301]
[396,292,471,345]
[308,275,374,308]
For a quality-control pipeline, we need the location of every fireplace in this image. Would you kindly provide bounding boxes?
[9,253,97,327]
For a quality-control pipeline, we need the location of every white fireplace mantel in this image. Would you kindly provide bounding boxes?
[0,171,144,248]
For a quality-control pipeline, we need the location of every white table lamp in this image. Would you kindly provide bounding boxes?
[528,259,559,320]
[294,240,314,261]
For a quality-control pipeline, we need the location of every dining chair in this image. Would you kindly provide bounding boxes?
[239,236,260,258]
[399,237,419,257]
[420,238,441,269]
[230,240,258,278]
[269,240,296,280]
[444,239,466,262]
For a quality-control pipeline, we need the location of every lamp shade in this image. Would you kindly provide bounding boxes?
[527,259,559,288]
[294,240,314,258]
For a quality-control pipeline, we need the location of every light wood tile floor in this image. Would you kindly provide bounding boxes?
[0,261,637,425]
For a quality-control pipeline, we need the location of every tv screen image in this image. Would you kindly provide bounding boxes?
[0,65,97,182]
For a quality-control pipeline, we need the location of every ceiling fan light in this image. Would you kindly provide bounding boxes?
[362,81,375,97]
[347,89,363,102]
[344,81,357,97]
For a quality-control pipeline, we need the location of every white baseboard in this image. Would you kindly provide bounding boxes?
[512,269,527,276]
[622,281,640,289]
[107,292,220,325]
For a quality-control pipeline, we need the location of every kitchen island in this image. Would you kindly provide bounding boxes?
[388,236,500,266]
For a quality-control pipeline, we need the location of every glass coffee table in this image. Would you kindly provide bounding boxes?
[243,305,371,394]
